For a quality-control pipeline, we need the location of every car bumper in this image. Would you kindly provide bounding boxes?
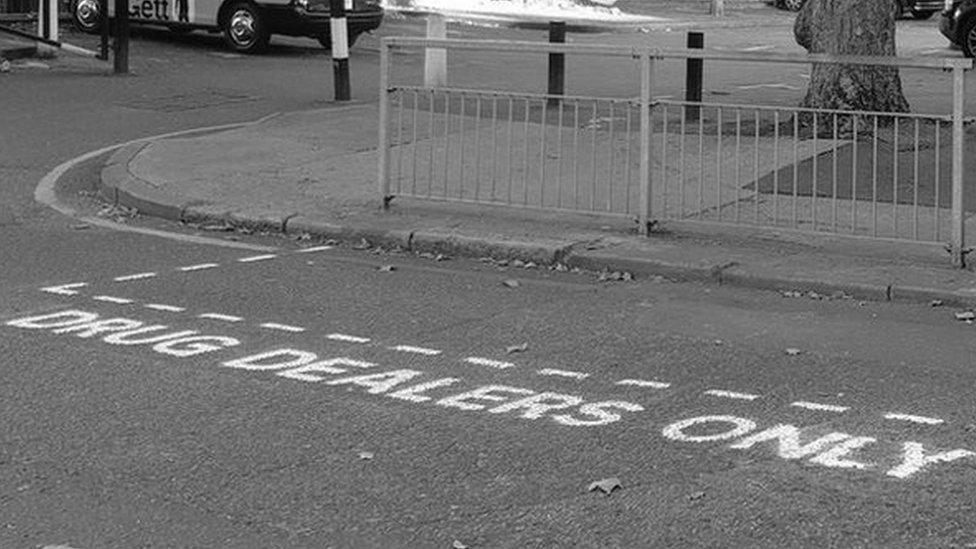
[263,7,383,39]
[911,0,944,10]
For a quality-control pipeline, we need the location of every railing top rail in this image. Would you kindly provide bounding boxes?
[382,36,974,71]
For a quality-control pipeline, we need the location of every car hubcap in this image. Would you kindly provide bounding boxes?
[968,25,976,54]
[229,10,256,45]
[76,0,100,28]
[784,0,802,10]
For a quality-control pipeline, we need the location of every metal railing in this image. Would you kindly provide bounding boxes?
[377,37,973,266]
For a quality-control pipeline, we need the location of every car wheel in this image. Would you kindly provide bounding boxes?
[963,17,976,58]
[223,2,269,54]
[317,31,360,50]
[72,0,103,34]
[781,0,803,12]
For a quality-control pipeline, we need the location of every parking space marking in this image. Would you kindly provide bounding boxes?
[792,401,849,413]
[113,272,157,282]
[616,379,671,389]
[144,303,187,313]
[391,345,442,356]
[261,322,306,333]
[538,368,590,380]
[41,283,88,295]
[179,263,219,272]
[705,389,760,401]
[92,295,134,305]
[296,246,335,253]
[237,254,277,263]
[198,313,244,323]
[327,333,371,343]
[464,357,515,370]
[884,413,944,425]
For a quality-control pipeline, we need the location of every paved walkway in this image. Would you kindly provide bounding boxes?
[98,103,976,308]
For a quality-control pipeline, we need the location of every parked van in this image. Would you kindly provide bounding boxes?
[70,0,383,53]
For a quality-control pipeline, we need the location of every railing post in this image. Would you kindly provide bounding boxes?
[951,64,966,267]
[378,39,392,209]
[639,52,654,235]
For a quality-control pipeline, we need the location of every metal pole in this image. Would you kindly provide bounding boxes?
[99,0,110,60]
[113,0,129,74]
[329,0,350,101]
[378,40,392,209]
[639,53,654,235]
[684,32,703,122]
[951,65,966,267]
[547,21,565,107]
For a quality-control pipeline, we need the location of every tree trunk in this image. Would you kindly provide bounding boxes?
[794,0,909,114]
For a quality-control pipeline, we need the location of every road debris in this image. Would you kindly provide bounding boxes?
[506,343,529,354]
[587,477,621,496]
[502,279,520,289]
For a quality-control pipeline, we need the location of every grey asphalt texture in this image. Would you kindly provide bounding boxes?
[4,7,976,548]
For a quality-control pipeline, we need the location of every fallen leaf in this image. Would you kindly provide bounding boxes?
[452,541,468,549]
[930,300,944,307]
[377,265,396,272]
[955,311,975,321]
[502,279,520,289]
[353,238,371,250]
[506,343,529,354]
[71,223,90,230]
[785,348,802,356]
[587,477,621,495]
[358,451,374,460]
[524,262,537,269]
[512,259,526,268]
[688,491,705,501]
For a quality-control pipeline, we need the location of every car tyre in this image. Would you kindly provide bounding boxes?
[223,1,269,54]
[71,0,103,34]
[909,8,935,19]
[963,17,976,58]
[317,31,360,50]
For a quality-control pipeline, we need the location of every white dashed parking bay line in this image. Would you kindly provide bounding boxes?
[113,272,157,282]
[327,333,371,343]
[704,389,760,401]
[260,323,306,333]
[537,368,590,380]
[237,254,277,263]
[391,345,442,356]
[616,379,671,389]
[791,401,849,413]
[41,283,87,295]
[144,303,187,313]
[295,246,335,253]
[884,413,945,425]
[198,313,244,323]
[178,263,219,272]
[464,357,515,370]
[92,295,134,305]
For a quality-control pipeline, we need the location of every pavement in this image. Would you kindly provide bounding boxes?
[94,101,976,309]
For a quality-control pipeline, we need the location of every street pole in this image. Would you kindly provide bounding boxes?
[684,31,703,121]
[329,0,351,101]
[113,0,129,74]
[547,21,565,107]
[99,0,110,60]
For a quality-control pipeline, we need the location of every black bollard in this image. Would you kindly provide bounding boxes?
[329,0,351,101]
[547,21,566,107]
[113,0,129,74]
[99,0,109,60]
[684,31,703,121]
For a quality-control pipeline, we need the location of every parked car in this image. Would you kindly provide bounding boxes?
[70,0,383,53]
[777,0,943,19]
[941,0,976,56]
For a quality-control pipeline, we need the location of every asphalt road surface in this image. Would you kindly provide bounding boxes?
[3,12,976,549]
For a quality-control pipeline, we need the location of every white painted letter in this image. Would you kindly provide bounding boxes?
[153,336,240,358]
[808,436,876,470]
[223,349,318,371]
[52,318,143,338]
[662,415,757,443]
[489,392,583,419]
[729,425,850,459]
[437,385,535,411]
[103,326,197,345]
[387,378,460,402]
[277,358,374,382]
[551,400,645,426]
[5,310,98,329]
[886,442,975,479]
[325,369,423,394]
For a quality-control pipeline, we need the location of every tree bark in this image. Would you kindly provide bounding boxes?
[794,0,909,114]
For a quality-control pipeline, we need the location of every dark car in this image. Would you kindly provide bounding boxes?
[941,0,976,56]
[778,0,943,18]
[71,0,383,53]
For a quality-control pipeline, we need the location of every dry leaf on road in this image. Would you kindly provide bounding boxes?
[587,477,621,495]
[506,343,529,354]
[502,279,520,288]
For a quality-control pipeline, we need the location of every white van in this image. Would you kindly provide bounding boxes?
[70,0,383,53]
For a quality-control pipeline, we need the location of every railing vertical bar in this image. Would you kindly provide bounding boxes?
[607,101,616,212]
[735,108,741,223]
[872,115,878,237]
[458,92,467,199]
[792,110,798,228]
[697,107,705,220]
[893,116,899,237]
[540,98,548,208]
[474,94,482,200]
[951,65,966,267]
[591,101,599,211]
[812,111,818,232]
[412,91,420,196]
[831,112,838,233]
[913,117,920,240]
[638,54,653,234]
[717,107,723,222]
[774,110,780,227]
[523,97,531,207]
[754,109,760,225]
[851,115,858,235]
[428,89,436,198]
[443,90,451,198]
[573,102,581,209]
[662,105,669,218]
[491,94,499,202]
[395,90,405,195]
[557,100,565,208]
[934,120,941,241]
[624,100,633,214]
[378,46,391,205]
[680,108,687,218]
[507,96,515,205]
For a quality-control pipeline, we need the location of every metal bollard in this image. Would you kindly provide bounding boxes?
[330,0,351,101]
[547,21,565,107]
[113,0,129,74]
[684,31,703,121]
